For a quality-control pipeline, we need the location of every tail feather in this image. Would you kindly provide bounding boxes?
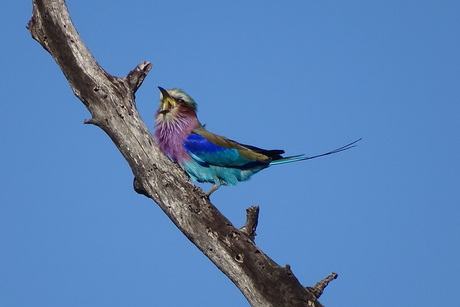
[270,138,362,165]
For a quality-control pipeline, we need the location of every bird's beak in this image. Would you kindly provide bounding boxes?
[158,87,176,111]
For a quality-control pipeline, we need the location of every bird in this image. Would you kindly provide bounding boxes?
[154,87,360,196]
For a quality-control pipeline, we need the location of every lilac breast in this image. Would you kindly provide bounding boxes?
[154,115,198,164]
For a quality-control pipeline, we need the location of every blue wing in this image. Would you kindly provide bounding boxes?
[183,133,265,168]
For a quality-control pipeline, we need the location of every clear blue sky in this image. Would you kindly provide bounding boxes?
[2,1,459,306]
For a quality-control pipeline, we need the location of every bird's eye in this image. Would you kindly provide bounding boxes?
[176,98,185,104]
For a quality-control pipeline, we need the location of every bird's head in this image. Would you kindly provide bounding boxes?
[156,87,197,123]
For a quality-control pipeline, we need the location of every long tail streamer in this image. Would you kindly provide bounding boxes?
[270,138,362,165]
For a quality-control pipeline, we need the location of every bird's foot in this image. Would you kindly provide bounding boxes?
[203,185,220,198]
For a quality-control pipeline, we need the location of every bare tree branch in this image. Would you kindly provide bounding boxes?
[28,1,334,306]
[239,206,260,241]
[307,273,338,300]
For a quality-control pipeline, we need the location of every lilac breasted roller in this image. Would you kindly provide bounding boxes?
[154,87,360,196]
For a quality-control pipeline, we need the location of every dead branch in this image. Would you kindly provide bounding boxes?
[27,1,334,306]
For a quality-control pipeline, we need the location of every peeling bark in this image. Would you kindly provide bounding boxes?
[27,1,335,306]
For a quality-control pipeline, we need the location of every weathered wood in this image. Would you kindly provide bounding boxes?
[27,1,332,306]
[239,206,260,241]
